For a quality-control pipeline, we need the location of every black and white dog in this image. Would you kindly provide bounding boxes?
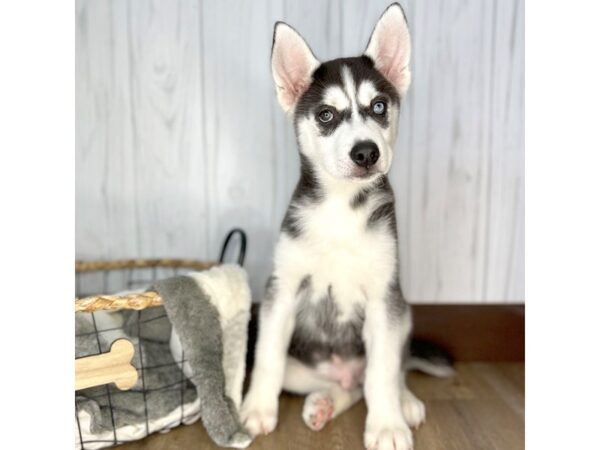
[241,4,452,450]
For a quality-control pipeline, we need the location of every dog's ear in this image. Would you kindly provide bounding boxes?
[364,3,412,96]
[271,22,319,112]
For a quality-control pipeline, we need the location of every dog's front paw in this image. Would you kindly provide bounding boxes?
[364,419,413,450]
[240,396,278,436]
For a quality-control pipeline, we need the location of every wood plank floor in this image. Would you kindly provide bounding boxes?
[119,363,524,450]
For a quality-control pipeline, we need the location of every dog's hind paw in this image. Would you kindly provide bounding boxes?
[401,390,426,429]
[302,391,335,431]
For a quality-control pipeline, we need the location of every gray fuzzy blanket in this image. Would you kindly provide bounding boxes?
[75,264,252,449]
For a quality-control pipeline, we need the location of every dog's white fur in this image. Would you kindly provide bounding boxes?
[241,5,422,450]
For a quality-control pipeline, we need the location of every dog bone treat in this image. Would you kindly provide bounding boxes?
[75,338,138,391]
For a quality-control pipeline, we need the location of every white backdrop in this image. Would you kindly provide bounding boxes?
[76,0,524,303]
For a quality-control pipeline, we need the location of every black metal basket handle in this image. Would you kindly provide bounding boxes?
[218,228,247,266]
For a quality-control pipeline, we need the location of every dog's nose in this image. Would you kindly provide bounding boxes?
[350,141,380,168]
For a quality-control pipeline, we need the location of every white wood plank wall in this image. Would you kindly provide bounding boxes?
[76,0,524,303]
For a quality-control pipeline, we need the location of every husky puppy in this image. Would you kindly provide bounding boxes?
[241,4,451,450]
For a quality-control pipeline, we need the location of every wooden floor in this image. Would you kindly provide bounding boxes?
[119,363,524,450]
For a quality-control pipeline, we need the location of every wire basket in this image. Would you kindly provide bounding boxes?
[74,229,247,449]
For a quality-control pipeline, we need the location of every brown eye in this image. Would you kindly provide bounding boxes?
[318,109,334,123]
[372,100,386,115]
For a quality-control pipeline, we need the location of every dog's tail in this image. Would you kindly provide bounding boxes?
[406,338,456,378]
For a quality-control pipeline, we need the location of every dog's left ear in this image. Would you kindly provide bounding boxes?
[271,22,320,112]
[364,3,412,96]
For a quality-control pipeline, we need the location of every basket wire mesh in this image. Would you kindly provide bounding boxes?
[75,229,246,449]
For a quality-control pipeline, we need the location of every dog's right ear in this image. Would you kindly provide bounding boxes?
[271,22,319,112]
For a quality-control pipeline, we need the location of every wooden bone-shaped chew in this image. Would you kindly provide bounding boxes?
[75,339,138,391]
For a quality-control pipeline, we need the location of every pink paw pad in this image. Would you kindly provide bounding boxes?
[305,395,334,431]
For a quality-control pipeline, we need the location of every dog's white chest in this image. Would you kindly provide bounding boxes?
[275,194,397,317]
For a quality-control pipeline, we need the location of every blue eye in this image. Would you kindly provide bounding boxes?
[372,101,386,115]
